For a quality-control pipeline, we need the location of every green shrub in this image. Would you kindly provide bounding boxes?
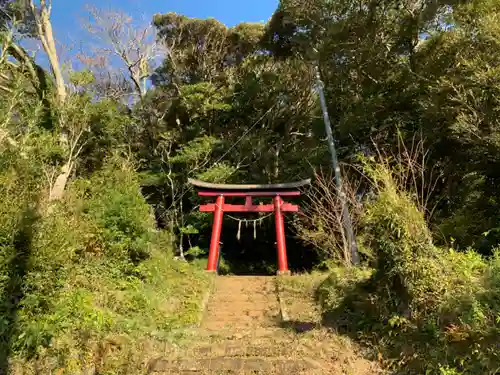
[316,266,374,312]
[360,160,449,320]
[318,160,500,374]
[0,142,45,364]
[2,158,210,373]
[76,158,156,268]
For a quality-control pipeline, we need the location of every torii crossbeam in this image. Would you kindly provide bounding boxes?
[189,178,311,275]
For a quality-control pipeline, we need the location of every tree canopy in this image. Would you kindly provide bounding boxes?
[2,0,500,373]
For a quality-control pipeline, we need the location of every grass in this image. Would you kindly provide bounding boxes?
[8,250,212,375]
[0,159,213,375]
[278,272,328,295]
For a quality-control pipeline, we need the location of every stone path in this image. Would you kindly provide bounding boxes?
[202,276,279,331]
[148,275,384,374]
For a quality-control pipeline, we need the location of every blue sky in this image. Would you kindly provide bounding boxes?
[51,0,278,45]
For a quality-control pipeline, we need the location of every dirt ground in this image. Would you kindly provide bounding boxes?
[149,274,384,375]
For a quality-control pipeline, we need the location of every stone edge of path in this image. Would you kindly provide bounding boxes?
[275,273,291,322]
[196,271,218,327]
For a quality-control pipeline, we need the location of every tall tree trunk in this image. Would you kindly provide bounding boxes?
[30,0,66,104]
[129,68,145,99]
[48,161,72,201]
[40,10,66,103]
[29,0,71,202]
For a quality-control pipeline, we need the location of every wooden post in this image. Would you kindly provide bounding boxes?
[207,195,224,272]
[274,195,289,274]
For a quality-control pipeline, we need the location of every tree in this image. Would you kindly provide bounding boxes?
[75,52,132,101]
[2,1,108,202]
[84,5,162,100]
[27,0,66,103]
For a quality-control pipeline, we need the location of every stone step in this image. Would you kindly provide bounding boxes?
[204,311,277,316]
[203,319,277,324]
[203,313,276,318]
[204,312,277,318]
[199,327,286,335]
[201,324,278,331]
[203,316,277,321]
[166,340,312,359]
[205,304,276,310]
[172,327,292,342]
[149,357,323,374]
[205,295,276,308]
[207,298,275,304]
[202,325,276,332]
[206,309,278,317]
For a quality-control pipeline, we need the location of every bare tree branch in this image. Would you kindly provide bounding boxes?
[83,5,164,100]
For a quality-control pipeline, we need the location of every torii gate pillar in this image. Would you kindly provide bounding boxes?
[206,194,224,272]
[188,178,311,275]
[274,195,289,274]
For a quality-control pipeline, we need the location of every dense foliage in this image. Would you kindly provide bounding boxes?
[318,158,500,374]
[1,0,500,373]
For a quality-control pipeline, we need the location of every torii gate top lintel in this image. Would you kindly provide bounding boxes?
[188,178,311,193]
[189,178,310,274]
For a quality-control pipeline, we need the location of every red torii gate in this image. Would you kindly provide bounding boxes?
[189,178,311,275]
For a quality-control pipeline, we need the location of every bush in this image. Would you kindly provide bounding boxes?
[3,158,210,373]
[360,161,449,320]
[76,158,156,268]
[318,160,500,374]
[316,266,374,312]
[0,138,46,366]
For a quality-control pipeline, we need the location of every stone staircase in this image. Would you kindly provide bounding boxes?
[202,275,279,331]
[148,275,382,374]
